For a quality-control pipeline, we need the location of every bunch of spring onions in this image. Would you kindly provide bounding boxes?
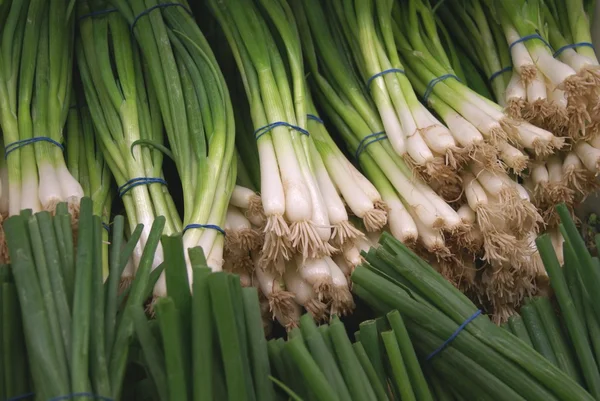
[76,3,182,296]
[435,0,600,226]
[391,0,575,317]
[3,197,166,400]
[207,0,386,325]
[0,0,83,218]
[128,233,430,401]
[108,0,236,285]
[65,98,114,279]
[128,238,280,401]
[352,231,597,400]
[290,0,495,311]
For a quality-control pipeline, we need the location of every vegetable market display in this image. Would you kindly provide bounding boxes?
[2,0,600,399]
[5,197,600,401]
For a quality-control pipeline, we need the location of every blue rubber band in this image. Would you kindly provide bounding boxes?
[102,222,111,232]
[253,121,310,141]
[307,114,324,124]
[488,66,513,83]
[427,310,482,361]
[366,68,406,89]
[553,42,595,58]
[355,132,387,160]
[183,224,226,236]
[131,3,192,34]
[78,8,118,21]
[5,137,64,158]
[49,392,114,401]
[508,33,553,53]
[423,74,460,103]
[6,392,34,401]
[118,177,167,197]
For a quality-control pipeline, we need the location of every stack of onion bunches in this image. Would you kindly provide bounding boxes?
[1,0,600,324]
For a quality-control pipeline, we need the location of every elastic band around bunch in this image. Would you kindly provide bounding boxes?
[366,68,405,89]
[5,137,64,158]
[118,177,167,197]
[78,8,118,21]
[102,222,111,232]
[355,132,387,160]
[131,3,193,33]
[183,224,226,236]
[423,74,460,103]
[254,121,310,141]
[426,310,482,361]
[508,33,553,53]
[553,42,595,58]
[6,392,34,401]
[307,114,324,124]
[488,66,513,83]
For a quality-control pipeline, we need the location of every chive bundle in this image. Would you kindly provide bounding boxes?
[3,197,165,400]
[352,229,595,400]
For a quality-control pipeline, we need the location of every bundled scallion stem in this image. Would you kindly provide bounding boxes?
[66,99,114,278]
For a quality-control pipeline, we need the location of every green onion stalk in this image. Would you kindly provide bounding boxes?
[66,99,114,279]
[306,93,388,237]
[495,0,600,139]
[292,0,466,257]
[0,139,7,263]
[208,0,340,267]
[107,1,236,284]
[76,3,182,293]
[0,1,83,218]
[331,0,475,192]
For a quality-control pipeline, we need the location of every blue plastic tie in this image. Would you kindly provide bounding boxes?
[553,42,595,58]
[5,137,64,158]
[508,33,553,53]
[307,114,324,124]
[254,121,310,141]
[488,66,513,83]
[183,224,226,236]
[49,392,114,401]
[118,177,167,197]
[366,68,405,89]
[131,3,192,34]
[6,392,34,401]
[78,8,118,21]
[427,310,482,361]
[423,74,460,103]
[102,222,111,232]
[355,132,387,160]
